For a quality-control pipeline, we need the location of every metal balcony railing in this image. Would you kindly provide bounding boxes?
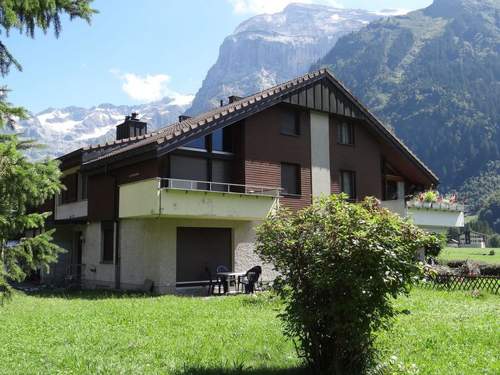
[159,178,282,198]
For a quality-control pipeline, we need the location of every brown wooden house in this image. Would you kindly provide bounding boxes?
[42,69,441,293]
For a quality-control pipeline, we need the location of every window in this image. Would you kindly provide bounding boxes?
[170,155,209,190]
[338,122,354,145]
[212,126,233,152]
[280,110,300,136]
[340,170,356,199]
[212,159,232,192]
[281,163,301,196]
[385,180,398,201]
[101,221,114,263]
[184,135,207,150]
[61,173,78,204]
[78,173,87,200]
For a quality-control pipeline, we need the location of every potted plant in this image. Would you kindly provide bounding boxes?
[422,190,438,208]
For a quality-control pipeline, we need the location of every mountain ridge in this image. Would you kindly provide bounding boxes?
[314,0,500,189]
[187,3,383,115]
[18,96,192,159]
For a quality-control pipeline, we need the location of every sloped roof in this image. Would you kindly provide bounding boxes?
[80,69,438,183]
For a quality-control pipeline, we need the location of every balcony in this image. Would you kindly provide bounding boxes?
[406,200,465,232]
[381,199,465,233]
[54,199,88,221]
[119,178,281,221]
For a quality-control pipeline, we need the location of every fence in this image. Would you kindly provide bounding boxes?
[422,274,500,295]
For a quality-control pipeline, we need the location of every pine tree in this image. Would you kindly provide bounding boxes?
[0,1,96,302]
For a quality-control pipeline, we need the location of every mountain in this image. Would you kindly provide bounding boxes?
[187,3,383,115]
[314,0,500,190]
[17,95,193,159]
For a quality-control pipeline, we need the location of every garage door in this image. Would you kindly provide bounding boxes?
[176,227,232,283]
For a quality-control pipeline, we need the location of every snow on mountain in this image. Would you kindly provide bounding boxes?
[17,2,385,159]
[187,3,383,115]
[18,96,193,159]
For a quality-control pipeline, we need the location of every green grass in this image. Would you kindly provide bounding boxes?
[0,288,498,374]
[376,289,499,374]
[439,247,500,264]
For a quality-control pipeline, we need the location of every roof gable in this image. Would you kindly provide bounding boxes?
[80,69,438,184]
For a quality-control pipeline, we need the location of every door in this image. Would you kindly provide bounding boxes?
[176,227,232,282]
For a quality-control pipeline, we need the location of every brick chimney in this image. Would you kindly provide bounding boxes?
[116,112,147,140]
[228,95,243,104]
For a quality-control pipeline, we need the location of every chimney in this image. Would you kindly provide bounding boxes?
[228,95,243,104]
[178,115,191,122]
[220,99,224,107]
[116,113,147,140]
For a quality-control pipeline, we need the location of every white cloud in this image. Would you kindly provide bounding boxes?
[227,0,343,15]
[110,69,191,104]
[121,73,170,102]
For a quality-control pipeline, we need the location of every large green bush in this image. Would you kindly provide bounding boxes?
[256,195,436,374]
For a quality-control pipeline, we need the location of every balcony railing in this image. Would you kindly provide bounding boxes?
[54,199,88,220]
[159,178,282,198]
[119,178,281,220]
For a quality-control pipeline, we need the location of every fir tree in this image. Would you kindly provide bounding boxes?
[0,1,96,302]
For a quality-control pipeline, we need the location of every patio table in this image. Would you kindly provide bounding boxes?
[216,271,246,294]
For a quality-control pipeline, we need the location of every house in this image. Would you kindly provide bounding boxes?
[459,230,487,248]
[41,69,463,293]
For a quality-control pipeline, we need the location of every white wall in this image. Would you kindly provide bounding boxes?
[118,218,277,294]
[310,111,331,197]
[408,208,465,230]
[82,222,115,289]
[233,221,278,282]
[120,219,176,294]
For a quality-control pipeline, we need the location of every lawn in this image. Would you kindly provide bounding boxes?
[439,247,500,264]
[0,288,498,374]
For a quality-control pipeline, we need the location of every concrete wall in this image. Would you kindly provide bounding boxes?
[380,199,407,218]
[407,208,465,232]
[82,222,115,289]
[120,219,176,294]
[310,111,331,197]
[54,199,88,221]
[119,178,278,221]
[118,217,277,294]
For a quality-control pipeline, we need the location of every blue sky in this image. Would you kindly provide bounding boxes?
[3,0,432,113]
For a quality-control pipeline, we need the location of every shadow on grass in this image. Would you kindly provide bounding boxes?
[175,367,308,375]
[14,286,160,300]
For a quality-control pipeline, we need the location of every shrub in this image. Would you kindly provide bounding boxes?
[445,261,500,276]
[489,234,500,248]
[424,233,445,257]
[255,195,436,374]
[446,260,466,268]
[479,264,500,276]
[459,260,481,277]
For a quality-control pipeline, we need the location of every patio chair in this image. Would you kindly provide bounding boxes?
[205,267,223,296]
[216,265,236,293]
[239,266,262,294]
[216,265,229,273]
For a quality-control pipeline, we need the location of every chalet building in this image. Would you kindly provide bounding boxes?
[42,69,462,293]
